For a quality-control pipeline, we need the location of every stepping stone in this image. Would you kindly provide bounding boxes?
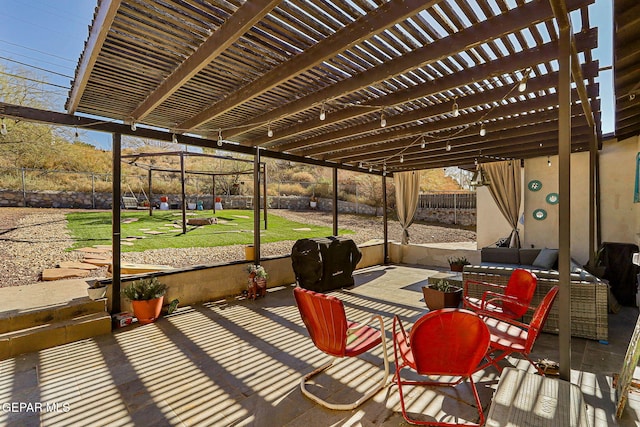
[75,247,112,254]
[121,241,134,246]
[232,215,250,219]
[122,218,139,223]
[42,268,90,281]
[94,245,113,250]
[57,261,100,270]
[143,230,164,235]
[293,228,312,231]
[187,218,217,226]
[123,237,138,241]
[83,258,112,267]
[139,228,151,231]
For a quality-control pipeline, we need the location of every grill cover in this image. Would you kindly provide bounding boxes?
[291,236,362,292]
[596,242,640,306]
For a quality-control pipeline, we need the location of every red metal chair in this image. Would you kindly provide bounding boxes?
[392,309,490,426]
[478,285,559,376]
[463,268,537,321]
[293,287,389,410]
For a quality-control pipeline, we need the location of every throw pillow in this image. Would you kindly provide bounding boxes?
[532,248,559,269]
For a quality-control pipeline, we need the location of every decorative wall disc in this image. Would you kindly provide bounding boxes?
[532,208,547,220]
[546,193,559,204]
[528,180,542,191]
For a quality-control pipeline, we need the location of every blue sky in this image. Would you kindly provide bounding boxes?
[0,0,615,151]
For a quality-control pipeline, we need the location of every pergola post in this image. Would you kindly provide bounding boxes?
[111,133,122,313]
[383,174,389,264]
[262,164,268,229]
[558,19,572,382]
[212,175,216,214]
[253,147,261,264]
[332,167,338,236]
[148,168,153,216]
[180,151,187,234]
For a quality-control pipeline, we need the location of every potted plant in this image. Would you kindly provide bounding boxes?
[121,277,167,324]
[246,264,268,300]
[448,256,470,272]
[422,279,462,310]
[86,279,108,300]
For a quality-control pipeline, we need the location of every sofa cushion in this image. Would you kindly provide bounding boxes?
[481,247,520,264]
[519,248,541,266]
[533,248,559,269]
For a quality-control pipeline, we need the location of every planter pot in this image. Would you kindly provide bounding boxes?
[247,273,267,300]
[131,297,164,325]
[450,264,465,272]
[422,285,462,310]
[310,201,317,209]
[245,245,255,261]
[87,286,107,300]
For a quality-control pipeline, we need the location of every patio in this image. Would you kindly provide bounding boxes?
[1,264,639,426]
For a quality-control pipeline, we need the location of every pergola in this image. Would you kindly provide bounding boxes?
[1,0,638,382]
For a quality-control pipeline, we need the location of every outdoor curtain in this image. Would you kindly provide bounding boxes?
[483,160,522,248]
[394,171,420,245]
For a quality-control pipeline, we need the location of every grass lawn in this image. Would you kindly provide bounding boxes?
[66,210,352,252]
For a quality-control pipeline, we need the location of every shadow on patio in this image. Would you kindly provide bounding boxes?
[1,264,639,426]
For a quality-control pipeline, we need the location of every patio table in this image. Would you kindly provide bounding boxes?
[486,367,589,426]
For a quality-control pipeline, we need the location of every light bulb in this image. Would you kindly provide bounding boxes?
[0,120,7,136]
[479,124,486,137]
[446,143,451,151]
[547,156,551,167]
[130,122,137,131]
[383,163,387,171]
[74,128,79,142]
[400,155,404,163]
[539,142,543,147]
[172,133,178,144]
[452,101,459,117]
[319,104,326,121]
[359,162,363,168]
[369,166,373,172]
[267,122,273,138]
[217,129,223,146]
[421,141,426,149]
[383,171,387,176]
[518,80,527,92]
[380,112,386,128]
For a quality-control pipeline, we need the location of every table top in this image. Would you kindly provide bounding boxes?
[486,367,590,427]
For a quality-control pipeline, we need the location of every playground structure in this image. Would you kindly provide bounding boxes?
[121,151,267,233]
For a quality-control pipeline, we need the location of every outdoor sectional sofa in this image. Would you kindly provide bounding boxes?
[462,247,609,341]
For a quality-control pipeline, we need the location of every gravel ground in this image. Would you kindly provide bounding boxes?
[0,208,476,288]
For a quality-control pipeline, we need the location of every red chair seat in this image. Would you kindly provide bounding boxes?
[345,321,382,356]
[483,317,527,351]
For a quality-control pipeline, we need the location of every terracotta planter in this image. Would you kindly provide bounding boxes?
[131,297,164,324]
[422,285,462,311]
[450,264,465,272]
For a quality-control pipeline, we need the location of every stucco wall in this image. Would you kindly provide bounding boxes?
[599,135,640,247]
[476,171,525,248]
[523,151,591,264]
[477,134,640,265]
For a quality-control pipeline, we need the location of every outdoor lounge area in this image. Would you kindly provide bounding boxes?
[1,264,639,426]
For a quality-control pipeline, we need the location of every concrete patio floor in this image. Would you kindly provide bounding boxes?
[1,264,639,426]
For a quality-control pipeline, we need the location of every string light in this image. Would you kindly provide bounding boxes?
[359,162,363,168]
[420,136,426,149]
[319,103,326,121]
[452,98,460,117]
[267,122,273,138]
[380,110,387,128]
[383,163,387,171]
[1,118,7,136]
[400,155,404,163]
[369,165,373,172]
[217,129,223,146]
[547,156,551,167]
[172,133,178,144]
[518,69,530,92]
[479,124,486,137]
[446,142,452,151]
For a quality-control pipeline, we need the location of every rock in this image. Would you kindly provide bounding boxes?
[42,268,90,281]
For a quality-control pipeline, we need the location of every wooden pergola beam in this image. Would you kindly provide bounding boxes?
[225,0,594,140]
[177,0,438,131]
[129,0,280,122]
[66,0,121,113]
[298,87,594,157]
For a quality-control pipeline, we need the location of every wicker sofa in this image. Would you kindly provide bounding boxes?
[462,247,609,342]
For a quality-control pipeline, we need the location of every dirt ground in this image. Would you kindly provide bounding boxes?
[0,207,476,288]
